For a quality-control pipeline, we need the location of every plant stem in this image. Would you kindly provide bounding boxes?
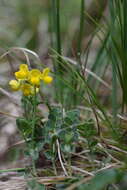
[112,61,117,124]
[31,87,37,176]
[56,0,61,56]
[52,143,57,175]
[72,0,85,107]
[51,0,63,104]
[77,0,85,63]
[0,168,25,173]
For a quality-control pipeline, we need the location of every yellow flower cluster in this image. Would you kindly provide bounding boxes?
[9,64,53,96]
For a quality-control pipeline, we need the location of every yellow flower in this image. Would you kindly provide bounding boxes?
[28,69,41,86]
[21,83,33,96]
[21,83,39,96]
[9,80,21,91]
[43,76,53,83]
[41,68,53,84]
[9,64,53,96]
[15,64,29,80]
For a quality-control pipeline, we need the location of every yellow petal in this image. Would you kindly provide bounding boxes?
[28,69,41,85]
[43,76,53,84]
[15,64,29,80]
[30,77,40,85]
[9,80,20,91]
[21,83,32,96]
[29,69,41,77]
[41,68,50,78]
[19,64,28,71]
[15,71,28,80]
[21,83,39,96]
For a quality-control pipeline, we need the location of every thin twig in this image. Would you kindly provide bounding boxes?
[62,56,111,89]
[71,152,100,164]
[0,111,19,118]
[56,139,68,176]
[0,87,20,106]
[65,176,92,190]
[108,144,127,154]
[65,164,94,176]
[98,143,122,163]
[95,163,120,173]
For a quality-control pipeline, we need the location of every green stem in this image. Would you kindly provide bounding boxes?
[72,0,85,106]
[123,0,127,56]
[51,0,63,104]
[52,143,57,175]
[55,0,63,77]
[0,168,25,173]
[31,87,37,176]
[50,0,56,49]
[77,0,85,62]
[56,0,61,56]
[68,154,72,176]
[55,0,64,105]
[32,87,37,138]
[112,60,117,124]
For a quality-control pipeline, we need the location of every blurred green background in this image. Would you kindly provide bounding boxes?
[0,0,81,51]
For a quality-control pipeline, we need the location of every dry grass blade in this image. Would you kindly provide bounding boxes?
[65,176,92,190]
[0,47,41,68]
[65,164,94,176]
[95,163,121,173]
[56,139,68,176]
[108,145,127,155]
[98,143,122,163]
[62,56,111,89]
[0,87,20,106]
[0,111,19,118]
[0,176,73,190]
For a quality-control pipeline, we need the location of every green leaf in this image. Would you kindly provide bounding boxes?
[78,119,96,138]
[29,149,39,161]
[65,133,73,143]
[27,179,45,190]
[45,106,63,131]
[44,150,55,160]
[16,117,32,137]
[65,109,80,124]
[43,106,80,158]
[63,144,71,153]
[16,118,29,129]
[78,169,123,190]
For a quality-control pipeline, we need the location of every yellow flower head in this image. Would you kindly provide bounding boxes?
[9,64,53,96]
[28,69,41,86]
[9,80,21,91]
[21,83,33,96]
[41,68,53,84]
[15,64,29,80]
[21,83,39,96]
